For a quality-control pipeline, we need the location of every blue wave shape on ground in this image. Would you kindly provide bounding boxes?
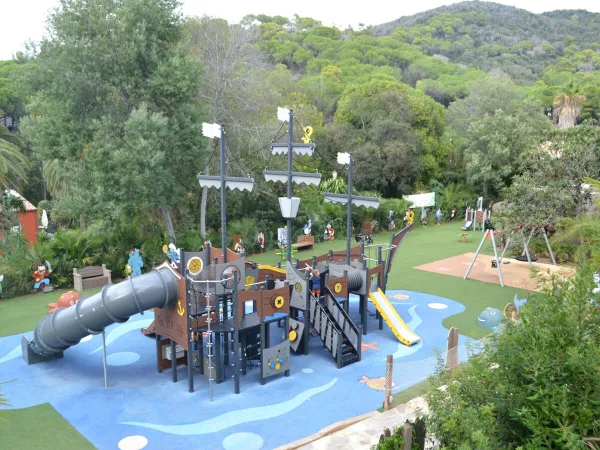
[0,344,21,364]
[121,378,338,435]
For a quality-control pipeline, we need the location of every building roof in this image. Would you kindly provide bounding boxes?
[7,189,37,212]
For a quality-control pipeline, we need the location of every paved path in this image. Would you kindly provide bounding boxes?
[277,397,429,450]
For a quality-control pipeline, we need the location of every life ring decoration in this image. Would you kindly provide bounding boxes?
[187,256,204,276]
[273,295,285,309]
[334,282,343,294]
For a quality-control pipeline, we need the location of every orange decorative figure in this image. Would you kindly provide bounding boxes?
[326,222,335,241]
[33,261,52,292]
[48,291,82,313]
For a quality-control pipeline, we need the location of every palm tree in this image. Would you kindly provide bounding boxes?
[0,124,30,189]
[553,82,586,129]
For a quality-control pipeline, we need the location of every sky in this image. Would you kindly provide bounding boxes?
[1,0,600,60]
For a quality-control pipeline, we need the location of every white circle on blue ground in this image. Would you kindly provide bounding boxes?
[107,352,140,366]
[222,432,264,450]
[428,303,448,309]
[118,435,148,450]
[79,335,93,343]
[302,368,314,374]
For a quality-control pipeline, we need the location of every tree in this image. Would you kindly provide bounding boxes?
[447,78,550,196]
[553,81,586,129]
[0,124,30,189]
[20,0,206,240]
[426,266,600,449]
[335,77,446,186]
[184,16,269,237]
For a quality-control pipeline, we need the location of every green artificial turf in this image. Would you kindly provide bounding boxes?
[0,288,101,338]
[250,223,525,339]
[0,403,94,449]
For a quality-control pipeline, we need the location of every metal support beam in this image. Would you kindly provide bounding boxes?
[543,228,557,265]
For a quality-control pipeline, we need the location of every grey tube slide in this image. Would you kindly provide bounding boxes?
[22,268,178,365]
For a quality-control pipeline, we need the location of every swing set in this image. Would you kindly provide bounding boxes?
[464,226,558,288]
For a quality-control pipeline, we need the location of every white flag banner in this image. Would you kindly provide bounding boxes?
[403,192,436,208]
[202,123,221,139]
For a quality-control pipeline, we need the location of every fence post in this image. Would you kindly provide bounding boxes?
[401,422,413,450]
[446,327,459,371]
[383,354,393,411]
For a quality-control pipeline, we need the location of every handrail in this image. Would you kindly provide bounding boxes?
[323,286,361,347]
[310,292,342,334]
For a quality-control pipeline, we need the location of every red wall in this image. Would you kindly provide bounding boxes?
[18,210,38,246]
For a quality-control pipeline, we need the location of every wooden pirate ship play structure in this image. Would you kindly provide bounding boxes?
[151,224,415,396]
[22,115,420,402]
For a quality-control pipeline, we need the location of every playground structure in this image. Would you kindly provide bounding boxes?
[21,115,421,401]
[21,225,419,397]
[462,198,492,232]
[464,226,558,288]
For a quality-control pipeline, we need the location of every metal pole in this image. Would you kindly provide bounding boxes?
[220,124,227,264]
[346,153,353,265]
[490,230,504,287]
[287,110,293,263]
[102,329,108,388]
[464,229,489,280]
[499,233,512,263]
[543,228,557,265]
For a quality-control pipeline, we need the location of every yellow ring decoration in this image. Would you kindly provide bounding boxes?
[187,256,204,276]
[334,282,343,294]
[274,296,285,308]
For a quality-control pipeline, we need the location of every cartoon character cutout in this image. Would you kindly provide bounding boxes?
[33,261,52,290]
[164,243,180,269]
[257,232,265,252]
[127,248,144,277]
[326,221,335,241]
[404,208,414,226]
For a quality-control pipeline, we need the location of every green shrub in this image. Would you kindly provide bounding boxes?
[425,266,600,449]
[0,233,39,298]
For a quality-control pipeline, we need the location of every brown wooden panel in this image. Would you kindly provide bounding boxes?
[154,275,188,350]
[208,247,240,263]
[368,264,384,285]
[77,266,104,277]
[260,286,290,319]
[156,337,187,372]
[327,275,348,298]
[238,290,262,327]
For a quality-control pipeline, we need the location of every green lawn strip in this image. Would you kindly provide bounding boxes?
[0,288,102,338]
[0,403,94,450]
[376,378,437,412]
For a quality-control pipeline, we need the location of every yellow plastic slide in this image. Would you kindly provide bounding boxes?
[256,264,287,274]
[368,288,421,346]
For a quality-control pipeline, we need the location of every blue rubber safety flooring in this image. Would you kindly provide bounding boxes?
[0,290,477,450]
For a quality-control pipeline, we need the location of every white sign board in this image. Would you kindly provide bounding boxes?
[403,192,436,208]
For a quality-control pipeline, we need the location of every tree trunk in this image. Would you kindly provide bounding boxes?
[161,198,176,243]
[79,214,86,231]
[200,166,209,238]
[483,180,488,198]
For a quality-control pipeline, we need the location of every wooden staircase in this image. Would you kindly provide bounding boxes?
[309,286,361,368]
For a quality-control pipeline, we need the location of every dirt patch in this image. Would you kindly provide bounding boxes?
[414,253,574,292]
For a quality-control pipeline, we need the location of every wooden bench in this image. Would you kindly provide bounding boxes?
[292,235,314,251]
[73,264,112,292]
